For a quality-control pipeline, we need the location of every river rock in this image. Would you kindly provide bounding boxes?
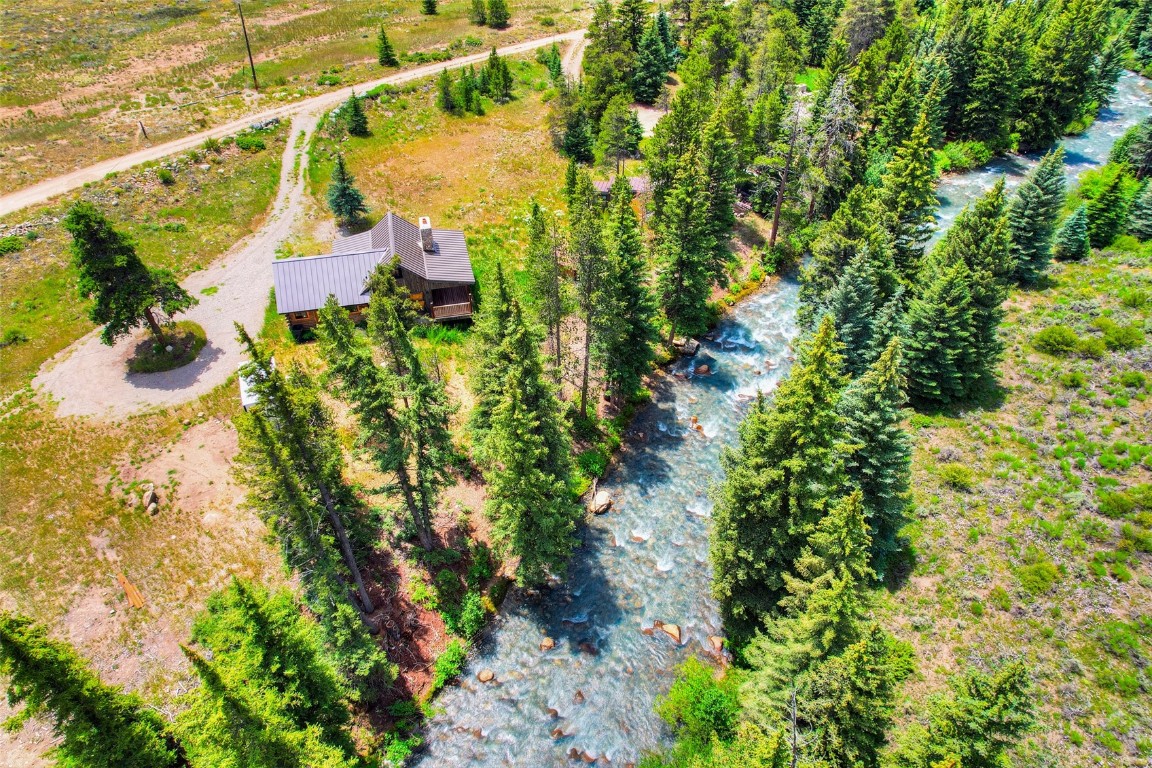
[540,636,555,651]
[708,635,725,653]
[573,689,585,704]
[659,623,682,644]
[694,364,710,375]
[588,490,612,514]
[674,337,700,356]
[477,669,495,683]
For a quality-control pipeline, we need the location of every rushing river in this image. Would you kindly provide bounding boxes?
[416,72,1152,768]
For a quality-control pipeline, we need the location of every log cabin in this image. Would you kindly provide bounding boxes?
[272,213,475,330]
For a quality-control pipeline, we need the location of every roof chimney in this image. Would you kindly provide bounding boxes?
[419,216,434,252]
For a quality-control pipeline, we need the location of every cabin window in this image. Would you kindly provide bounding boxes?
[290,312,310,320]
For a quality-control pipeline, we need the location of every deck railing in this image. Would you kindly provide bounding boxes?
[431,301,473,320]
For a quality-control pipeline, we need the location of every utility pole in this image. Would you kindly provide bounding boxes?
[236,1,259,91]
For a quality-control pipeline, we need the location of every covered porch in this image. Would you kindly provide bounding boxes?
[428,285,473,321]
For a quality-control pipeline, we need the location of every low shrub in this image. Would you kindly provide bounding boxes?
[1099,490,1135,518]
[656,657,741,746]
[1033,325,1079,356]
[0,235,25,255]
[939,462,976,491]
[939,140,994,173]
[157,168,176,185]
[429,639,468,696]
[1059,370,1088,388]
[1120,371,1147,389]
[1121,288,1149,308]
[1077,336,1107,358]
[235,133,266,152]
[1018,560,1060,595]
[202,136,221,153]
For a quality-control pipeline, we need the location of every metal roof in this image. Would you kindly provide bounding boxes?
[272,250,385,314]
[274,213,475,314]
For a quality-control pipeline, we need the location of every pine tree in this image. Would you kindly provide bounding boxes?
[469,262,515,459]
[483,48,513,101]
[436,68,459,114]
[1128,182,1152,240]
[818,250,882,376]
[655,150,716,344]
[617,0,647,51]
[469,0,487,25]
[570,170,609,419]
[422,0,437,15]
[1053,204,1091,261]
[343,94,369,137]
[525,200,566,376]
[742,491,874,712]
[710,317,847,637]
[961,2,1028,151]
[803,184,894,313]
[879,111,937,280]
[64,201,196,345]
[1087,170,1130,248]
[484,300,581,585]
[805,75,859,219]
[633,20,669,105]
[233,324,375,615]
[894,662,1035,768]
[595,176,658,402]
[874,58,920,151]
[1126,118,1152,179]
[803,625,915,768]
[486,0,510,28]
[839,338,911,567]
[0,612,181,768]
[655,7,679,69]
[561,105,595,162]
[1009,148,1066,285]
[326,154,367,223]
[597,94,643,171]
[377,27,399,67]
[765,100,808,248]
[902,260,975,408]
[933,178,1013,392]
[700,111,739,272]
[839,0,893,57]
[1090,35,1126,110]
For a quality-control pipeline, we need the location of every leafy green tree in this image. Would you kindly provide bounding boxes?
[1009,148,1066,285]
[469,0,487,25]
[1053,204,1091,261]
[839,338,911,567]
[343,94,369,137]
[656,657,741,748]
[879,111,937,280]
[176,580,357,768]
[326,154,368,223]
[525,200,566,375]
[486,0,510,28]
[634,20,669,104]
[0,612,181,768]
[64,201,196,345]
[1128,182,1152,240]
[710,317,847,636]
[655,150,716,343]
[422,0,437,14]
[893,662,1035,768]
[1087,170,1130,248]
[377,27,399,66]
[902,259,975,407]
[596,176,658,402]
[802,625,915,768]
[933,178,1013,391]
[597,94,644,171]
[483,300,581,585]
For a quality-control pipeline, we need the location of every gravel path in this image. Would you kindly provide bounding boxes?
[0,31,585,219]
[34,113,318,419]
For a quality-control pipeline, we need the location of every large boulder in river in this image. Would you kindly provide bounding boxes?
[477,669,495,683]
[673,337,700,356]
[588,490,612,514]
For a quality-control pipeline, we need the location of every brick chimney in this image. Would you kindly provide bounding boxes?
[419,216,434,252]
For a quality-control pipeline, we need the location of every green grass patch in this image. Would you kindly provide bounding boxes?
[126,321,206,374]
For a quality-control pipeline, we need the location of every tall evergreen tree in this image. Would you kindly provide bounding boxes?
[634,20,670,104]
[597,94,644,171]
[839,338,911,567]
[700,111,739,271]
[0,612,181,768]
[802,625,914,768]
[617,0,648,52]
[961,2,1028,151]
[422,0,438,14]
[839,0,893,58]
[1128,182,1152,240]
[377,27,399,67]
[765,100,808,248]
[436,68,458,114]
[1090,34,1126,110]
[902,259,975,407]
[469,263,516,461]
[482,48,513,101]
[1053,204,1091,261]
[569,170,610,418]
[469,0,487,25]
[486,0,510,28]
[802,184,894,314]
[655,150,716,343]
[343,94,369,137]
[596,176,658,402]
[326,154,368,223]
[933,178,1013,392]
[1087,170,1130,248]
[655,7,679,68]
[805,75,859,219]
[525,200,566,376]
[879,112,937,280]
[484,301,581,585]
[710,317,847,636]
[234,325,375,615]
[64,201,196,345]
[819,250,885,376]
[561,104,596,163]
[1009,148,1066,285]
[582,0,637,120]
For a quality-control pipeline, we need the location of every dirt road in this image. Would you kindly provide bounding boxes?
[0,31,585,219]
[34,112,319,419]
